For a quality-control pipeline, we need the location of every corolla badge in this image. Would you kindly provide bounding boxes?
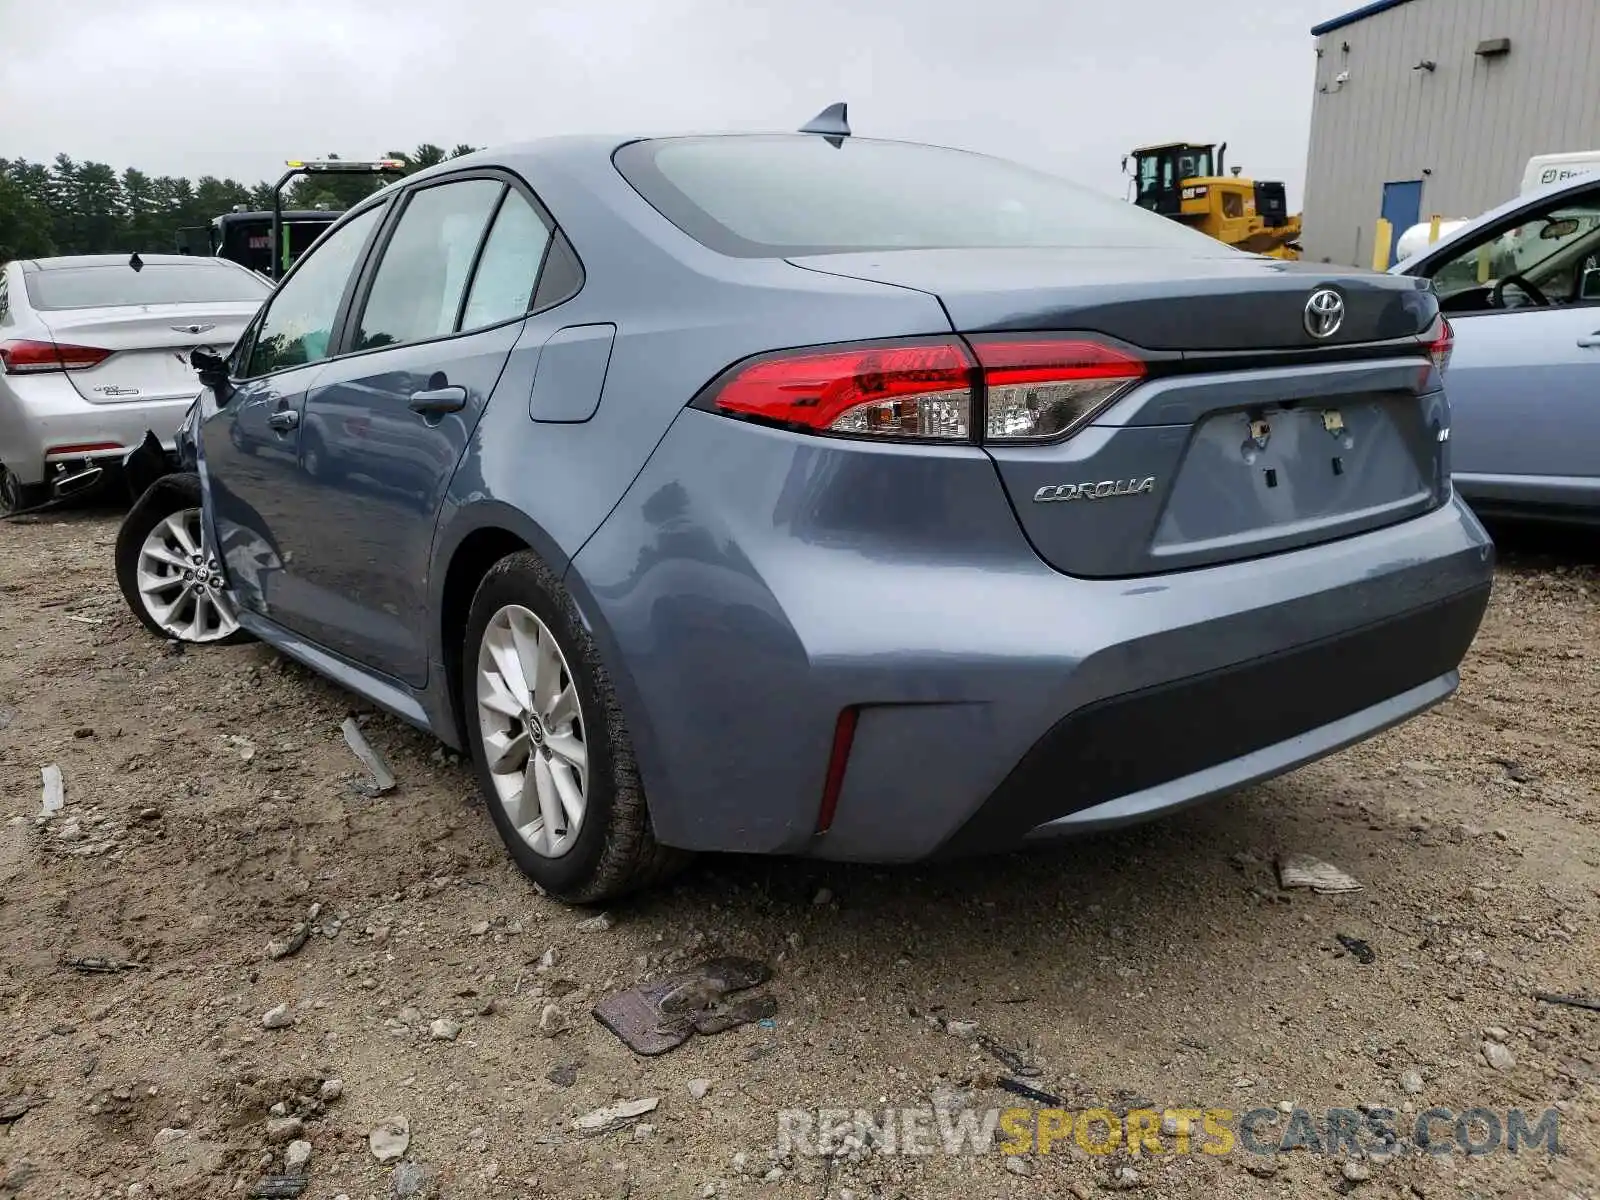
[1034,477,1156,503]
[1304,288,1345,339]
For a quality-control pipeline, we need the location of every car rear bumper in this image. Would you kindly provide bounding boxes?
[0,374,193,485]
[570,410,1496,862]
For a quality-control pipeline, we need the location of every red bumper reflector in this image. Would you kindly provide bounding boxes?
[815,707,859,835]
[48,442,124,457]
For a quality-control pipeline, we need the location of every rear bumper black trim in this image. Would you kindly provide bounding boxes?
[936,582,1492,857]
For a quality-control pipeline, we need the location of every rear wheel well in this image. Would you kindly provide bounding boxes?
[440,528,530,744]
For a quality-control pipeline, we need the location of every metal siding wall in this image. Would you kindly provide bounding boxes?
[1302,0,1600,265]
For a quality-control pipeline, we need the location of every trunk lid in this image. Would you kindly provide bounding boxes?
[789,249,1448,578]
[39,302,259,406]
[788,248,1436,348]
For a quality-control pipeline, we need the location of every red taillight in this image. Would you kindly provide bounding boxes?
[0,338,112,374]
[814,707,858,835]
[1424,316,1454,376]
[706,340,975,440]
[701,335,1147,444]
[971,336,1146,441]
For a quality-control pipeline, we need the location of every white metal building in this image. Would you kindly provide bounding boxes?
[1301,0,1600,266]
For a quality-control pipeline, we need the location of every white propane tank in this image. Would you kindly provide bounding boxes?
[1396,218,1469,263]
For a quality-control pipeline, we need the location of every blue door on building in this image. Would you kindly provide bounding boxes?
[1380,180,1424,267]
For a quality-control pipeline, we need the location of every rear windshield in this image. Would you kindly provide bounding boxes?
[24,263,269,310]
[614,135,1227,258]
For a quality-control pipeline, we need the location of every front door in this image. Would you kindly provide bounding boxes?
[287,176,558,685]
[202,203,388,621]
[1381,180,1424,268]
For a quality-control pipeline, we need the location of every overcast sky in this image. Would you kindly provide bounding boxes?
[1,0,1342,206]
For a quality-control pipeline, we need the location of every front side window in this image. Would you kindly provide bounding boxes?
[461,190,554,331]
[246,205,384,377]
[1428,190,1600,310]
[355,179,504,351]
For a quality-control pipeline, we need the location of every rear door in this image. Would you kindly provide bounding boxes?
[287,174,558,685]
[202,204,389,620]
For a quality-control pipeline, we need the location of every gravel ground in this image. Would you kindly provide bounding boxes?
[1,507,1596,1200]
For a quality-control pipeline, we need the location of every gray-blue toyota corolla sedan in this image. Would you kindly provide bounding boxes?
[135,115,1494,901]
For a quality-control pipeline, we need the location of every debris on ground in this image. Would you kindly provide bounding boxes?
[61,956,141,974]
[369,1116,411,1162]
[1482,1040,1516,1071]
[0,1094,43,1124]
[266,910,315,960]
[573,1097,658,1135]
[1335,934,1376,964]
[39,763,63,816]
[593,956,775,1055]
[261,1003,295,1030]
[391,1160,434,1198]
[575,913,614,933]
[1276,854,1362,894]
[341,717,396,794]
[249,1177,308,1199]
[997,1077,1065,1107]
[1534,991,1600,1012]
[0,704,15,731]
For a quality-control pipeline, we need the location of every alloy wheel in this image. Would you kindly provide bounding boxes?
[135,508,241,643]
[475,604,588,858]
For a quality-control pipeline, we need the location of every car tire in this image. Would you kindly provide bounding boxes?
[0,465,46,517]
[114,475,254,646]
[461,550,689,903]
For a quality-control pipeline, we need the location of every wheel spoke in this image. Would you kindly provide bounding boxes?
[545,731,586,775]
[142,544,189,570]
[486,635,531,708]
[533,629,562,716]
[508,613,542,701]
[506,760,539,835]
[164,515,199,557]
[550,761,585,828]
[533,755,565,842]
[479,672,523,719]
[484,728,529,774]
[547,684,578,730]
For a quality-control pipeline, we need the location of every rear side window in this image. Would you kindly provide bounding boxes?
[460,190,553,331]
[615,135,1227,258]
[355,179,504,351]
[246,205,385,377]
[24,262,270,310]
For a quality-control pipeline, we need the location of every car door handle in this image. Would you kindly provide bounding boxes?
[408,386,467,415]
[1577,334,1600,349]
[266,409,299,431]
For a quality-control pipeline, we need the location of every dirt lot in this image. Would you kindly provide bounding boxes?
[1,507,1597,1200]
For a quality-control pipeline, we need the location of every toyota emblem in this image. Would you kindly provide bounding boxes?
[1304,288,1345,339]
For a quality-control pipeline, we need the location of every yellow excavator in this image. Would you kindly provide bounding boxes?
[1125,142,1303,260]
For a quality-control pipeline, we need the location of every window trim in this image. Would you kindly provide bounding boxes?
[329,166,583,367]
[235,198,393,382]
[1413,182,1600,295]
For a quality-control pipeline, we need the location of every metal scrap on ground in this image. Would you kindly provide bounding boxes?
[573,1097,658,1135]
[1534,991,1600,1013]
[593,956,775,1055]
[1276,854,1363,894]
[62,956,142,974]
[341,717,395,794]
[40,763,63,815]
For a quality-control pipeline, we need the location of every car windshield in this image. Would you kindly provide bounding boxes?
[615,135,1228,258]
[25,262,269,310]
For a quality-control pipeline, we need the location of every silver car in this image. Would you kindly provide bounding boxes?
[1394,173,1600,523]
[0,253,269,513]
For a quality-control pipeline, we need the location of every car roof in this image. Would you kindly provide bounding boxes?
[1392,171,1600,273]
[19,253,240,273]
